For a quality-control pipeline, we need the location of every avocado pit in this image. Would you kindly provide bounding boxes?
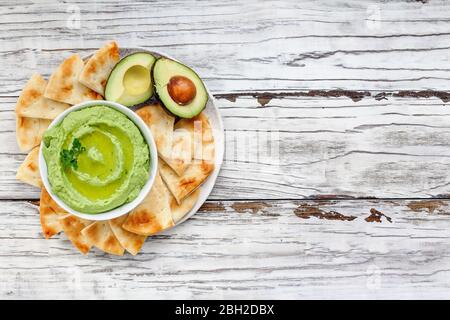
[167,76,197,105]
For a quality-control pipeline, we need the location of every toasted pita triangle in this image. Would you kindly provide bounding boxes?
[159,113,215,177]
[122,172,174,236]
[16,116,51,152]
[109,214,146,255]
[158,113,214,204]
[60,214,93,255]
[79,41,120,95]
[136,103,174,159]
[160,128,193,176]
[170,188,200,223]
[174,113,215,162]
[137,104,192,175]
[15,73,70,119]
[81,221,124,256]
[44,54,103,105]
[16,146,42,188]
[39,187,66,239]
[159,157,213,204]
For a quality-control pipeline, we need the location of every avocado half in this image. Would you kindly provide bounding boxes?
[153,57,208,119]
[105,52,156,107]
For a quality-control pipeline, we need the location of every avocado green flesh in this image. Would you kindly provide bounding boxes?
[105,52,156,107]
[154,57,208,118]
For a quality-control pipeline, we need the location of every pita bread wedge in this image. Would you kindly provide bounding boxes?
[136,104,194,175]
[159,157,213,204]
[16,116,51,152]
[158,113,215,203]
[122,172,174,236]
[81,221,124,256]
[16,146,42,187]
[174,112,215,162]
[44,54,103,105]
[39,187,66,239]
[60,214,93,255]
[109,214,146,255]
[169,188,200,223]
[160,128,193,176]
[136,103,175,159]
[15,73,70,119]
[79,41,120,95]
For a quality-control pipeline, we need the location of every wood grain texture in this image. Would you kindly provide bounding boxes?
[2,96,450,200]
[1,0,450,95]
[0,199,449,299]
[2,0,450,300]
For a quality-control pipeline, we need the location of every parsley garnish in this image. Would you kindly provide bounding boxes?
[60,138,86,170]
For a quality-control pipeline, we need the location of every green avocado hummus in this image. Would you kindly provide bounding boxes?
[43,106,150,214]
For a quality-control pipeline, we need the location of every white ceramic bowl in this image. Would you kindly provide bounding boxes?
[38,100,158,221]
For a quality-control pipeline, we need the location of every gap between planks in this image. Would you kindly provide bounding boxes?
[214,90,450,104]
[17,198,450,225]
[1,89,450,103]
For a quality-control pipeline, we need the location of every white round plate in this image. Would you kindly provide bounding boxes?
[83,47,224,226]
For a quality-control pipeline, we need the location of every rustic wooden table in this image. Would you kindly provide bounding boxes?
[1,0,450,299]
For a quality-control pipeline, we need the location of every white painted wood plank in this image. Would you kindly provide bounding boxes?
[1,0,450,94]
[2,96,450,199]
[1,199,449,299]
